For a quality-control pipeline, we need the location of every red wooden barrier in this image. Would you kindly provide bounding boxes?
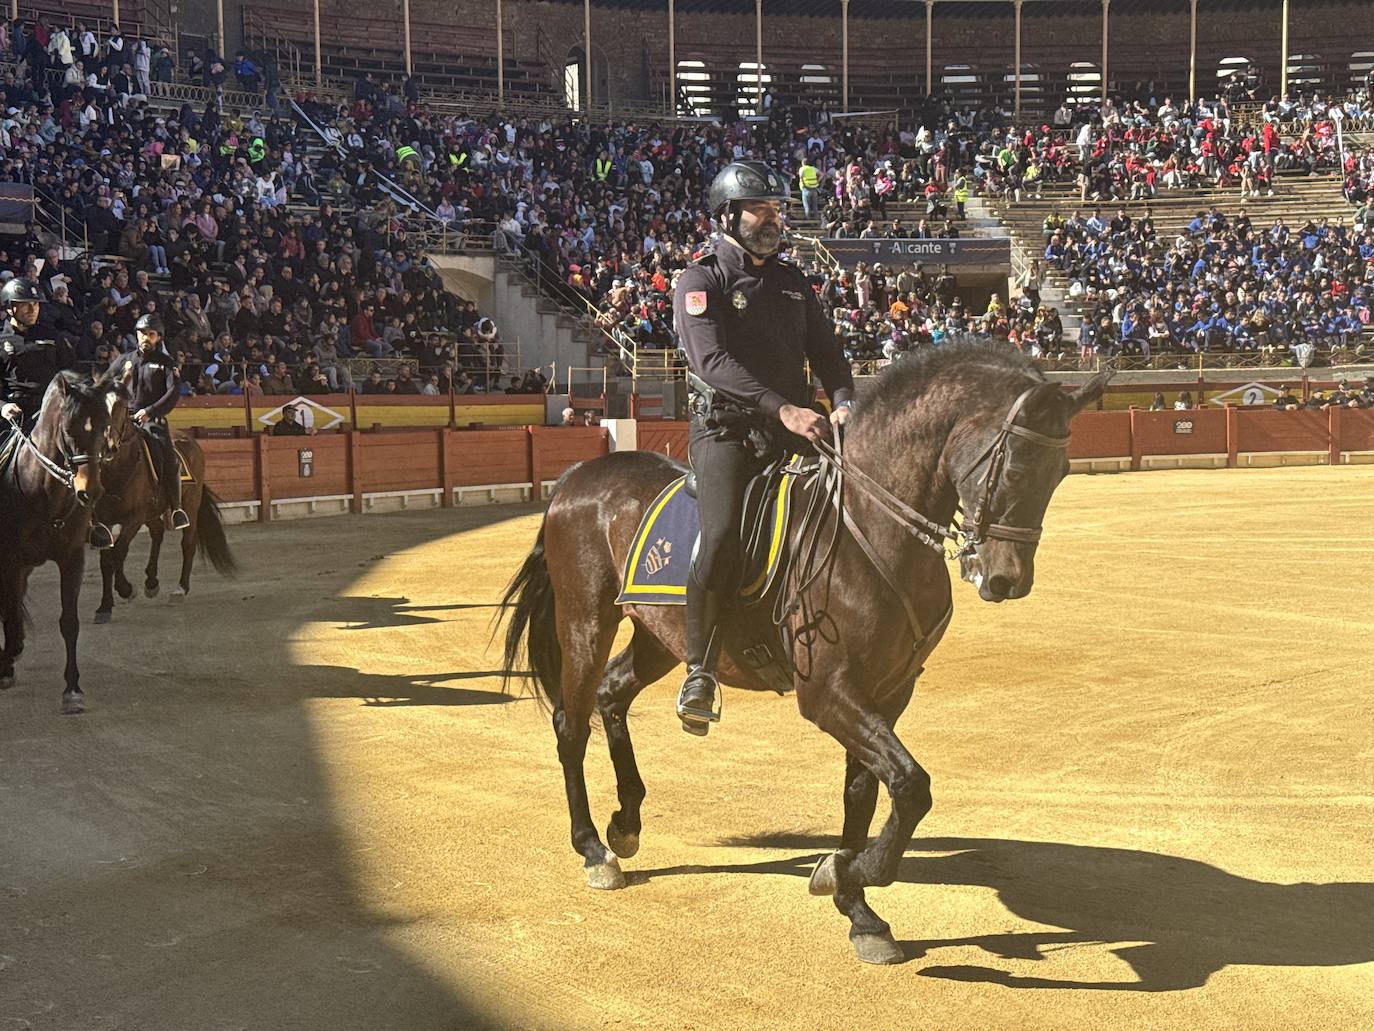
[1132,408,1228,457]
[1234,409,1329,455]
[1066,411,1131,460]
[638,421,691,461]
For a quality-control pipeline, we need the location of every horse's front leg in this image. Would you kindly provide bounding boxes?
[58,551,86,714]
[0,564,31,687]
[802,678,929,965]
[95,545,117,622]
[144,520,164,598]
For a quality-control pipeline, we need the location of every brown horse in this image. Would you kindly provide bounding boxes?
[1,369,126,713]
[93,401,236,623]
[500,344,1110,964]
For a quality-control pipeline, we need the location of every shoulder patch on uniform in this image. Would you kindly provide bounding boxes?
[684,291,708,316]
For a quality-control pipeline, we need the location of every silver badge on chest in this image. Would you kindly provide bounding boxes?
[731,290,748,311]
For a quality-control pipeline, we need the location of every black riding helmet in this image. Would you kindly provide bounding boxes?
[708,161,791,257]
[1,277,44,310]
[135,313,164,334]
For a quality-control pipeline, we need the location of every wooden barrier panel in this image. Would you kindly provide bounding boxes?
[265,433,350,500]
[174,392,548,433]
[1235,409,1330,454]
[199,437,259,502]
[1132,407,1228,456]
[1338,408,1374,453]
[1066,411,1131,459]
[451,428,531,487]
[170,395,250,433]
[360,430,444,494]
[531,427,610,486]
[638,421,691,461]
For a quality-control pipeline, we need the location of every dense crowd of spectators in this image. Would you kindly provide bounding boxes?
[5,7,1373,381]
[0,19,533,396]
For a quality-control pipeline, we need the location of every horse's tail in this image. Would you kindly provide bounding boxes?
[498,518,561,709]
[195,485,238,576]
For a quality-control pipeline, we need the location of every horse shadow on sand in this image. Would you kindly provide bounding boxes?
[320,594,504,631]
[643,833,1374,991]
[294,663,521,707]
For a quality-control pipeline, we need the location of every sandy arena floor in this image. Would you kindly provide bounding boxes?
[2,465,1373,1030]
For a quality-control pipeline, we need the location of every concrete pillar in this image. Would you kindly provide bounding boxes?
[217,0,224,59]
[1188,0,1197,102]
[667,0,675,115]
[1279,0,1289,97]
[1013,0,1023,119]
[584,0,593,111]
[756,0,763,115]
[925,0,934,97]
[497,0,505,107]
[1100,0,1110,106]
[403,0,413,76]
[314,0,323,87]
[841,0,849,114]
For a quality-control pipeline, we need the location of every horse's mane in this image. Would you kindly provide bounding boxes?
[855,342,1045,424]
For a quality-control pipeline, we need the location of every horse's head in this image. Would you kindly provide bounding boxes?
[952,368,1112,603]
[41,367,129,507]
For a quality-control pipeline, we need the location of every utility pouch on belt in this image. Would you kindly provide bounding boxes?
[687,370,779,460]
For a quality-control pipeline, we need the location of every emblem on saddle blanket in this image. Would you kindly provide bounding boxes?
[614,468,800,607]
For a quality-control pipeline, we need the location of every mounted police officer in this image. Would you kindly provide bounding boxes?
[122,313,190,531]
[0,277,75,430]
[671,161,857,736]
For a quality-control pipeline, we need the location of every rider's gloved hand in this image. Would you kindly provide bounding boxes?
[1,402,20,422]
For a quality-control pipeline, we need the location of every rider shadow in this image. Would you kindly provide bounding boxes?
[674,833,1374,990]
[295,663,521,707]
[322,595,505,631]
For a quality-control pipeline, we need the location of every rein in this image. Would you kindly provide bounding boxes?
[777,384,1069,671]
[4,413,94,530]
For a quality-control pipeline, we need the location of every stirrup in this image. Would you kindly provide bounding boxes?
[677,668,721,736]
[170,508,190,530]
[89,523,115,550]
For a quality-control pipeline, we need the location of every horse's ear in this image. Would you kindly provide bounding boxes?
[1067,368,1115,412]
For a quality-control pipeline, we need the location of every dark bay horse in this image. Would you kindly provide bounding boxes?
[500,344,1110,964]
[1,370,127,714]
[93,401,236,623]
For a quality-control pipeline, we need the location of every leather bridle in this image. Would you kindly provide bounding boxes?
[954,384,1070,553]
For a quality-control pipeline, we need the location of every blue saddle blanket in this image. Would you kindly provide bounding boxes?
[614,467,801,607]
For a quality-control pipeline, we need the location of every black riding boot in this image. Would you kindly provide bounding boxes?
[677,586,725,736]
[163,444,189,530]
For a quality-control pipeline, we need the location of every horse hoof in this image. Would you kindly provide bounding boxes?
[144,584,160,599]
[60,694,86,716]
[169,589,186,603]
[0,674,14,691]
[605,820,640,860]
[852,932,904,966]
[809,850,852,897]
[115,583,134,600]
[93,610,112,624]
[585,858,626,890]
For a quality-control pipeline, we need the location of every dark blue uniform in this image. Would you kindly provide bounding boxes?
[673,241,854,593]
[121,347,183,511]
[0,322,76,425]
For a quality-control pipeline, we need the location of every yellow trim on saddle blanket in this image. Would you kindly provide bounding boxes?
[615,465,800,606]
[141,438,195,485]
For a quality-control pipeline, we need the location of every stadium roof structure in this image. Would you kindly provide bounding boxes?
[535,0,1288,20]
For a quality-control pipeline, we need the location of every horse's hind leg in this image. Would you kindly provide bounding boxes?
[175,502,197,596]
[599,624,678,861]
[553,602,626,889]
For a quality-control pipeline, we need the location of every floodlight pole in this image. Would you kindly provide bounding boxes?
[403,0,412,76]
[314,0,323,87]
